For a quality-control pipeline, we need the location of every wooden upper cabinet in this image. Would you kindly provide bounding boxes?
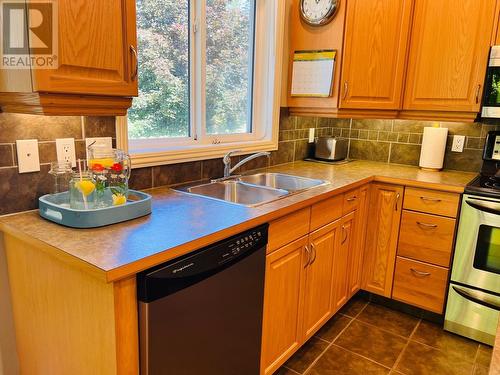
[362,183,404,298]
[340,0,413,110]
[33,0,138,97]
[302,221,339,340]
[403,0,496,112]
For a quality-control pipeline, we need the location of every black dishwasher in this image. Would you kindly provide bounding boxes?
[137,224,268,375]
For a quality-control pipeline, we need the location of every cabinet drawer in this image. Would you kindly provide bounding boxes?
[268,208,311,253]
[342,188,360,215]
[403,188,459,218]
[398,211,456,267]
[392,257,448,314]
[311,194,343,231]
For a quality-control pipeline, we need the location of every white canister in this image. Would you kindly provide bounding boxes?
[419,127,449,171]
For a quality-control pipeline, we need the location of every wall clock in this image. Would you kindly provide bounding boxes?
[300,0,340,26]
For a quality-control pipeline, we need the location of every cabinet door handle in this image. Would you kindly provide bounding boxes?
[304,245,311,268]
[420,196,442,203]
[343,82,349,100]
[475,84,481,104]
[310,243,317,265]
[410,268,431,277]
[341,226,348,244]
[347,196,357,202]
[395,193,401,211]
[130,45,139,81]
[416,221,438,229]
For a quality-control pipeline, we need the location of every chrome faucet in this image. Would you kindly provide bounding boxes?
[222,151,271,178]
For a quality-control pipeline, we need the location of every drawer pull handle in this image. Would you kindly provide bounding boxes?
[410,268,431,277]
[347,196,357,202]
[304,245,311,268]
[420,196,442,203]
[416,221,438,229]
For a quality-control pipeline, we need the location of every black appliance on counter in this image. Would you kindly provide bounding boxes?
[482,46,500,119]
[137,224,268,375]
[444,131,500,345]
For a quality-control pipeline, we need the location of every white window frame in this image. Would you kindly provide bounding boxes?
[117,0,285,168]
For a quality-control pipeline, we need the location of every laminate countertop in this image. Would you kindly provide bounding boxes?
[0,160,476,282]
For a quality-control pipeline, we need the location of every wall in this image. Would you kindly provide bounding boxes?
[1,110,496,216]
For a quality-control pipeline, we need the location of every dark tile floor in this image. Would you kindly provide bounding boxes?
[274,296,493,375]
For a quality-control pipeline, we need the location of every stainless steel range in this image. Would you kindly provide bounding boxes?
[445,131,500,345]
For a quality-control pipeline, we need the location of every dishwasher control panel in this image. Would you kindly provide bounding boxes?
[137,224,269,302]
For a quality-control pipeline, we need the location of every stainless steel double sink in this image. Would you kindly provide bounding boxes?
[174,173,329,207]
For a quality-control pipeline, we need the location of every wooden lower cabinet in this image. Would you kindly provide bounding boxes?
[392,256,449,314]
[362,183,404,297]
[348,186,369,298]
[302,221,340,339]
[332,212,355,312]
[260,236,308,375]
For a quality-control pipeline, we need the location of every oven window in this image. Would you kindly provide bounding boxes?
[474,225,500,274]
[484,67,500,107]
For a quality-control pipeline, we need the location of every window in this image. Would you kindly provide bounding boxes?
[122,0,284,167]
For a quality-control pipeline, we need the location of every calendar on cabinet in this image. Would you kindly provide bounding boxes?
[291,50,336,97]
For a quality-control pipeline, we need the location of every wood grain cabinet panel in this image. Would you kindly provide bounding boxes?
[403,187,460,218]
[348,186,369,298]
[33,0,138,97]
[403,0,496,112]
[268,208,311,253]
[311,194,343,231]
[342,188,360,215]
[392,256,449,314]
[340,0,413,109]
[261,236,308,375]
[302,221,340,339]
[398,211,456,267]
[332,212,355,312]
[362,183,404,297]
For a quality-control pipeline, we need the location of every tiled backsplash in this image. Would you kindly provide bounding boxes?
[0,114,115,215]
[284,115,496,173]
[0,109,495,216]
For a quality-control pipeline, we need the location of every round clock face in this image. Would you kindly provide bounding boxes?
[300,0,339,26]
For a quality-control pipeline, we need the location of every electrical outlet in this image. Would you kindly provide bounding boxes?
[308,128,315,143]
[56,138,76,167]
[85,137,113,160]
[16,139,40,173]
[451,135,466,152]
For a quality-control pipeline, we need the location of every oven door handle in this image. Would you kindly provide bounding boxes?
[466,199,500,215]
[452,286,500,311]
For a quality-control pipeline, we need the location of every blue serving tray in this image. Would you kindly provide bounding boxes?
[38,190,152,228]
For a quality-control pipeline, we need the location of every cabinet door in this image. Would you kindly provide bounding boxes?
[362,183,404,297]
[348,186,369,298]
[261,236,308,375]
[32,0,138,96]
[302,220,339,339]
[403,0,496,112]
[332,212,355,312]
[339,0,412,109]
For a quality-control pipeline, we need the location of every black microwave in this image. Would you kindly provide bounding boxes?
[482,46,500,118]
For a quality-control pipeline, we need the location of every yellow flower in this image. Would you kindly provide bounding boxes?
[112,194,127,206]
[75,180,95,197]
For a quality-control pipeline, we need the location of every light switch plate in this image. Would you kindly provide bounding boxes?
[56,138,76,167]
[451,135,466,152]
[85,137,113,160]
[16,139,40,173]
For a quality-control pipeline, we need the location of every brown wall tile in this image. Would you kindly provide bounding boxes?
[0,145,14,167]
[394,120,433,133]
[84,117,116,138]
[352,119,392,131]
[270,141,295,166]
[440,122,482,137]
[390,144,421,166]
[201,158,225,180]
[0,113,82,143]
[349,140,390,163]
[129,167,153,190]
[444,149,483,172]
[153,161,202,187]
[38,142,57,164]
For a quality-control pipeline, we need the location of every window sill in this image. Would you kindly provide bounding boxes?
[127,139,278,169]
